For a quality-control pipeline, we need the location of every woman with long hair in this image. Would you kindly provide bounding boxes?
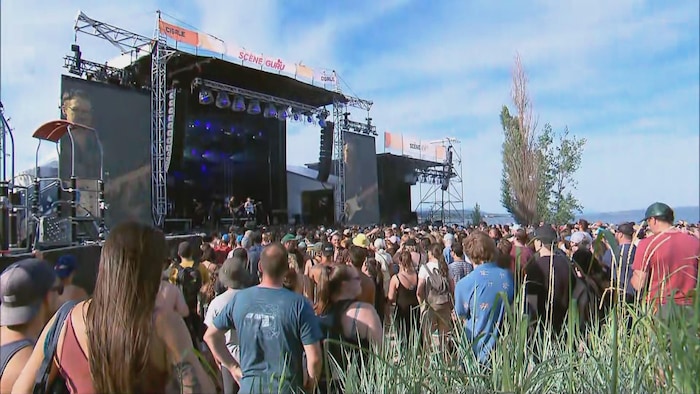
[13,221,216,393]
[315,264,383,392]
[416,243,454,350]
[387,251,420,346]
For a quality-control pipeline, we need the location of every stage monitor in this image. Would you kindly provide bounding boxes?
[59,76,152,228]
[343,132,380,224]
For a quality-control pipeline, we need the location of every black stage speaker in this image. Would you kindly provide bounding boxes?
[317,122,334,182]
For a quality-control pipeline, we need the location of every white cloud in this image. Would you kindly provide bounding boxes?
[2,0,697,218]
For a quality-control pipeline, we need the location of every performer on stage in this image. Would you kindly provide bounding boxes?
[244,197,255,220]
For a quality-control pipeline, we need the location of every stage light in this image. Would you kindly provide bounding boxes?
[199,88,213,105]
[306,114,314,123]
[277,106,289,121]
[317,109,329,127]
[232,95,246,112]
[263,103,278,118]
[215,92,231,108]
[247,100,261,115]
[319,118,327,128]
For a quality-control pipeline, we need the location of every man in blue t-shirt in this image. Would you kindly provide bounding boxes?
[454,235,515,365]
[204,243,323,394]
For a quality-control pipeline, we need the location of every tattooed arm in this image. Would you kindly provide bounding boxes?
[157,311,216,394]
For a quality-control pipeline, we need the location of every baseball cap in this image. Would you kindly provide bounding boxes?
[54,254,77,279]
[0,259,58,326]
[219,257,249,289]
[533,225,558,245]
[353,234,370,248]
[566,231,593,244]
[643,202,674,222]
[443,233,455,243]
[321,242,335,256]
[222,234,230,242]
[281,233,300,243]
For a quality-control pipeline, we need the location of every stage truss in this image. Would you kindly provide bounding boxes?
[69,11,175,228]
[69,12,375,227]
[416,138,464,225]
[331,81,376,224]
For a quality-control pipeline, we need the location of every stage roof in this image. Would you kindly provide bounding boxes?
[376,153,442,170]
[133,51,346,108]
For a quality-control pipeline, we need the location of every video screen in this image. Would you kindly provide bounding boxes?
[59,75,152,228]
[343,132,380,224]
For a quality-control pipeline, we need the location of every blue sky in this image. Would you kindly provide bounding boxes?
[1,0,698,214]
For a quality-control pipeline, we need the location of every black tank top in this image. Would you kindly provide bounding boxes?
[396,273,419,311]
[0,338,34,376]
[320,300,371,374]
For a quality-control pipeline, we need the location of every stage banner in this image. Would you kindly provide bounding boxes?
[402,136,426,159]
[158,20,198,47]
[157,19,332,88]
[384,131,403,151]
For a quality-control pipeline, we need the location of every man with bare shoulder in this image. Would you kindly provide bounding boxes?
[308,242,337,305]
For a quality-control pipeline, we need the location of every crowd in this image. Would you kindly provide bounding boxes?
[0,201,698,393]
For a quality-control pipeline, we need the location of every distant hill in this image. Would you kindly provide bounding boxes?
[417,206,700,225]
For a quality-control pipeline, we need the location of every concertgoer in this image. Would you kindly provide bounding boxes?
[0,259,62,392]
[12,221,216,393]
[204,243,323,394]
[53,254,89,305]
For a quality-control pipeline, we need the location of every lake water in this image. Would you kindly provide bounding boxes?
[419,206,700,226]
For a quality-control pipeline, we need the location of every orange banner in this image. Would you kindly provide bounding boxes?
[158,20,198,47]
[384,131,447,163]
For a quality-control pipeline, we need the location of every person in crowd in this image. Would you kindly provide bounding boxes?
[0,259,62,392]
[347,245,376,305]
[281,233,310,296]
[204,243,323,394]
[156,266,190,318]
[455,231,514,365]
[53,254,89,305]
[417,243,454,350]
[510,228,534,275]
[204,256,251,394]
[170,241,210,348]
[387,250,420,346]
[631,203,700,314]
[246,231,264,283]
[316,264,383,392]
[567,231,593,255]
[215,234,232,265]
[526,225,572,335]
[13,221,216,393]
[309,242,337,306]
[443,233,455,265]
[363,257,387,325]
[448,242,473,286]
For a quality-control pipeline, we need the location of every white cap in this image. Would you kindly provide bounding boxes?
[567,231,593,244]
[392,224,398,229]
[374,238,386,250]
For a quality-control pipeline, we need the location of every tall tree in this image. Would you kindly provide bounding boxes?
[500,54,541,225]
[538,126,586,224]
[470,202,483,226]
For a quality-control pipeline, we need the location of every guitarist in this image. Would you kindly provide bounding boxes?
[342,138,379,224]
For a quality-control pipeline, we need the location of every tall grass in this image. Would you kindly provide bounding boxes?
[331,284,700,393]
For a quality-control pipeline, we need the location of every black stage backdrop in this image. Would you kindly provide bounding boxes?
[343,132,380,224]
[59,76,152,228]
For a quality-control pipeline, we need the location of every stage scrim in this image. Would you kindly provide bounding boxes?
[343,132,379,224]
[59,76,152,228]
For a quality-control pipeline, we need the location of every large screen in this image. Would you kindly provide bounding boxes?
[343,132,380,224]
[59,76,152,228]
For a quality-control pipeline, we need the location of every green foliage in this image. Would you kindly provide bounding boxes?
[330,283,700,394]
[470,202,483,225]
[500,106,540,226]
[537,124,586,224]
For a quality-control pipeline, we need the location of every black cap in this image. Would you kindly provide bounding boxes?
[219,257,249,289]
[321,242,334,257]
[534,225,558,244]
[616,222,635,236]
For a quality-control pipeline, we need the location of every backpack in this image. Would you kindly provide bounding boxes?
[570,265,602,331]
[176,264,203,312]
[424,264,452,311]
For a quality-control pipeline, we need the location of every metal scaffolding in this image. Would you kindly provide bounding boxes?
[416,138,465,224]
[71,11,173,228]
[331,75,375,224]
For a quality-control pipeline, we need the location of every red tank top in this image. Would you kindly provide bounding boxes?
[59,312,170,393]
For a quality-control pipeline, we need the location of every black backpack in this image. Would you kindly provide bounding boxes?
[176,264,203,312]
[570,264,602,331]
[425,265,452,311]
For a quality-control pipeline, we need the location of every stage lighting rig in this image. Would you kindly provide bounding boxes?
[191,78,322,121]
[340,114,377,136]
[63,55,124,82]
